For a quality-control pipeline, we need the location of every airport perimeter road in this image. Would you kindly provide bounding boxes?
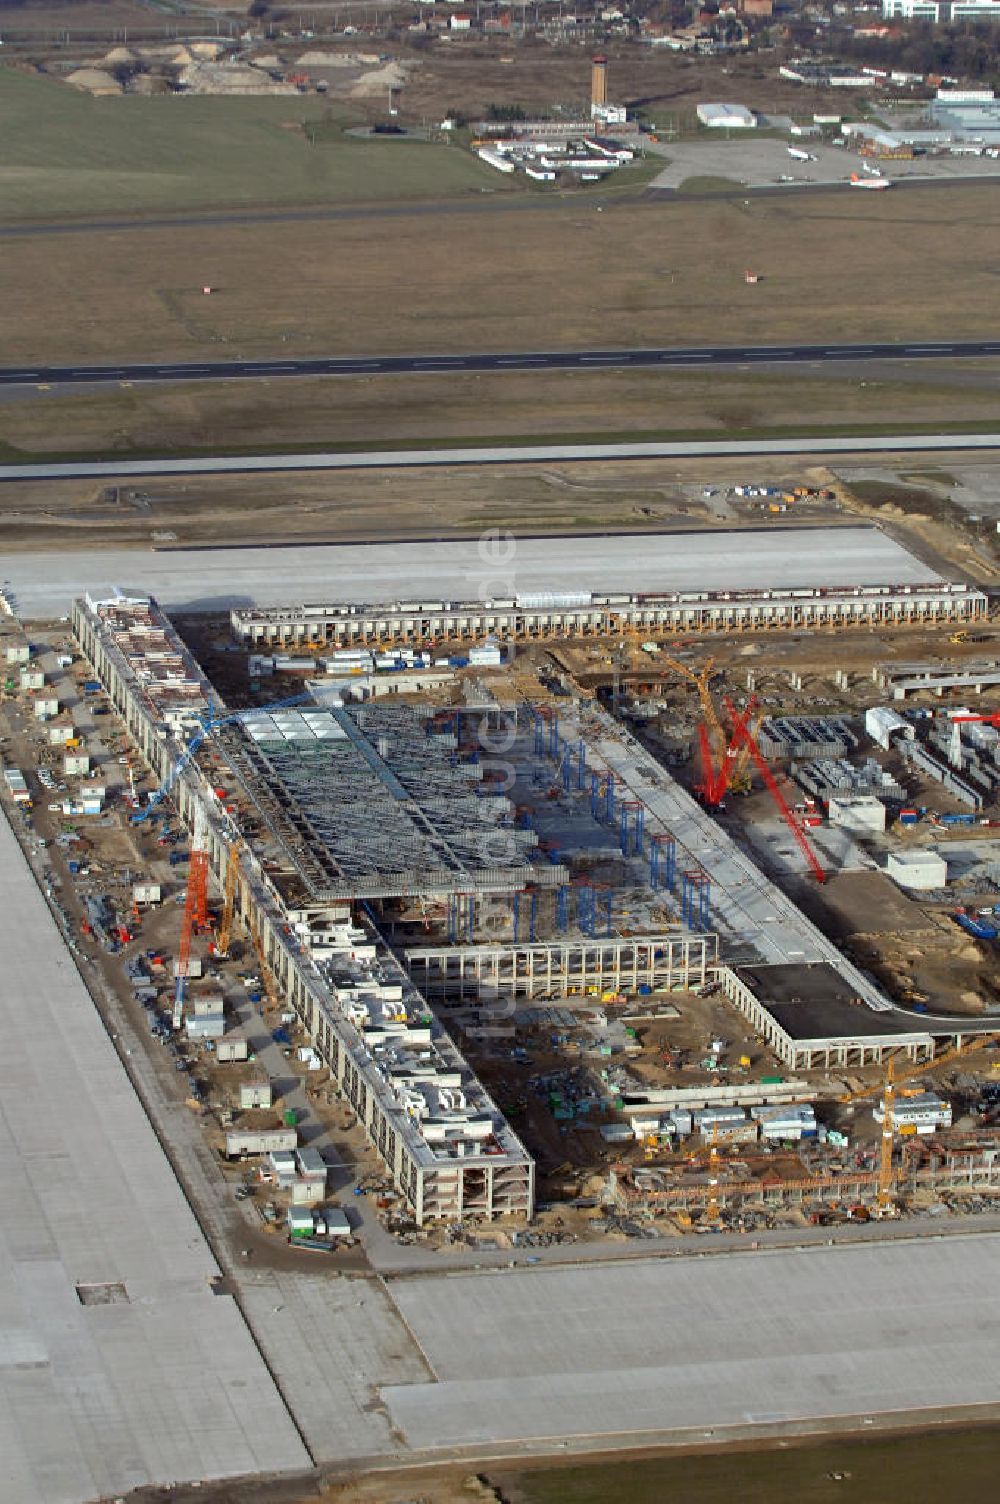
[2,339,1000,389]
[5,431,1000,484]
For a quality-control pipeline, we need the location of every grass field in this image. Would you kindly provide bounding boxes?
[3,180,1000,364]
[0,68,507,217]
[1,365,998,460]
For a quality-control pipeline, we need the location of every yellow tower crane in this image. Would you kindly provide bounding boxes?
[659,653,728,788]
[840,1032,1000,1211]
[216,839,245,959]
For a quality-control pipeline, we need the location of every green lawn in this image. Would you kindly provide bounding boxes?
[0,68,511,217]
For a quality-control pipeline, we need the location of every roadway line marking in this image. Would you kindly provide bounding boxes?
[904,346,954,353]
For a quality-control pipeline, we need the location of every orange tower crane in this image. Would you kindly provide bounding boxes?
[173,848,209,1029]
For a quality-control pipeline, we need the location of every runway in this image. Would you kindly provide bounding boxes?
[2,338,1000,390]
[3,430,1000,482]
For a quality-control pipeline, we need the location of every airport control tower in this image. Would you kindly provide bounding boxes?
[591,55,608,115]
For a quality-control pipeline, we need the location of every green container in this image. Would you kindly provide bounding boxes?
[283,1108,298,1127]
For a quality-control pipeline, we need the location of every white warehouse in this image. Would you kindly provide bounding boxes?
[697,101,757,129]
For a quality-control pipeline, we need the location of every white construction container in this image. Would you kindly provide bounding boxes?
[185,1013,224,1040]
[225,1127,297,1157]
[287,1207,315,1235]
[875,1091,951,1134]
[3,768,30,804]
[469,643,503,667]
[752,1103,817,1140]
[239,1080,273,1110]
[192,995,224,1018]
[291,1178,325,1205]
[133,883,162,906]
[324,1207,352,1238]
[216,1036,249,1063]
[269,1149,297,1186]
[64,753,91,776]
[828,794,886,834]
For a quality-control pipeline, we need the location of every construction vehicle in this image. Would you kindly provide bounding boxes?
[840,1032,1000,1210]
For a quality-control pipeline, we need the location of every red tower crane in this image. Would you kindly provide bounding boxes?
[724,697,827,883]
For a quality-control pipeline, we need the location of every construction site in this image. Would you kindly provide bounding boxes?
[0,517,995,1255]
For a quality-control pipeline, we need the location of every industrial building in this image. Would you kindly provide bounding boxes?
[697,101,757,129]
[721,963,939,1071]
[229,580,987,651]
[883,3,1000,24]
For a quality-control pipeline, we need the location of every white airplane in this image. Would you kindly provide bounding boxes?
[850,172,892,189]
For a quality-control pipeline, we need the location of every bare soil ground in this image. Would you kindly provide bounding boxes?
[4,184,1000,363]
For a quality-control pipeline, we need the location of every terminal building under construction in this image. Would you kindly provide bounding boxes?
[71,576,996,1226]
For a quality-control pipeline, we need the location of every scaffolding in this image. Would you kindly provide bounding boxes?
[620,800,645,857]
[681,869,711,931]
[448,891,477,945]
[407,932,716,1002]
[649,832,677,892]
[511,888,539,945]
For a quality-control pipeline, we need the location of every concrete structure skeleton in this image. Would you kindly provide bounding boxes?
[405,933,715,1002]
[71,594,535,1225]
[5,526,972,620]
[721,962,935,1069]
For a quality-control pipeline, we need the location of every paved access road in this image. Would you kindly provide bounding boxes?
[3,430,1000,483]
[2,338,1000,389]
